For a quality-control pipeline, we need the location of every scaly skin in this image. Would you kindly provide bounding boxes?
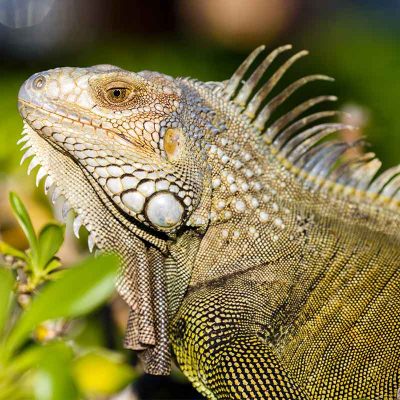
[18,46,400,399]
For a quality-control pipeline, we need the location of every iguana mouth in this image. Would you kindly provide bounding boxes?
[18,121,102,252]
[18,121,109,249]
[18,98,134,147]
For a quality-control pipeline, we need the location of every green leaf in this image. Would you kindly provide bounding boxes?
[33,342,76,400]
[37,223,65,270]
[5,254,119,359]
[44,259,62,274]
[0,241,27,261]
[45,269,66,281]
[6,344,47,375]
[9,192,38,264]
[72,349,135,396]
[0,268,14,335]
[6,343,76,400]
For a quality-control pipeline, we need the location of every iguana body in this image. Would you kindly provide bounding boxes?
[17,45,400,399]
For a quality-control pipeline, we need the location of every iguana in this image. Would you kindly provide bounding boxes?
[17,45,400,399]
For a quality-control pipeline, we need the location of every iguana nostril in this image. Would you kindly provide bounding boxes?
[32,75,46,90]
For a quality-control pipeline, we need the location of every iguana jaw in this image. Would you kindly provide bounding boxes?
[18,101,185,237]
[17,119,168,253]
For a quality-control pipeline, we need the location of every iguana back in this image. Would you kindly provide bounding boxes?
[168,46,400,399]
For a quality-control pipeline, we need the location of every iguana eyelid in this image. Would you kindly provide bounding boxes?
[102,81,138,105]
[104,80,133,91]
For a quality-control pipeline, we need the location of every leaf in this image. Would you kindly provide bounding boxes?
[7,344,48,375]
[0,241,27,261]
[37,223,65,270]
[9,192,38,264]
[5,254,119,359]
[72,349,135,396]
[7,341,61,375]
[43,259,62,274]
[6,343,76,400]
[45,269,66,281]
[33,342,77,400]
[0,268,14,335]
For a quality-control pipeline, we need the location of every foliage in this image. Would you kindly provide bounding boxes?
[0,193,135,400]
[0,192,65,291]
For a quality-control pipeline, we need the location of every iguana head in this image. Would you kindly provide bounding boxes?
[18,65,213,238]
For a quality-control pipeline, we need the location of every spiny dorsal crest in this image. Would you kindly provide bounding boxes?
[219,45,399,210]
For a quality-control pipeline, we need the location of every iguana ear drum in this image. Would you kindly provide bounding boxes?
[164,128,184,161]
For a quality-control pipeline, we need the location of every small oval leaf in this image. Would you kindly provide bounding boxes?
[38,223,65,270]
[0,241,27,261]
[9,192,38,262]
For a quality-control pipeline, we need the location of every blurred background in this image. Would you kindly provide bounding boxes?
[0,0,399,399]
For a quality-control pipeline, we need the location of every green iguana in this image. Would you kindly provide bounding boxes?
[17,45,400,399]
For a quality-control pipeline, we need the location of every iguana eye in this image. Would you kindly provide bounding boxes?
[106,87,128,103]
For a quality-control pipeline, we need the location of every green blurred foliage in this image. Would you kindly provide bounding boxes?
[72,350,137,396]
[0,194,134,400]
[0,72,26,173]
[1,192,65,290]
[301,15,400,168]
